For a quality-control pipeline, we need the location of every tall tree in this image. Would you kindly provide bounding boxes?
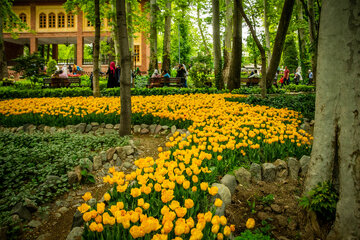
[127,0,134,70]
[264,0,296,88]
[116,0,132,136]
[212,0,224,89]
[227,0,242,91]
[296,0,307,78]
[304,0,360,238]
[162,0,171,73]
[239,4,266,97]
[196,2,210,56]
[93,0,101,97]
[0,10,6,81]
[149,0,158,72]
[307,0,318,84]
[222,0,233,82]
[263,0,271,66]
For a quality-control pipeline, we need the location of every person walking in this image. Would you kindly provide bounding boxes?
[107,62,118,88]
[308,70,313,85]
[284,66,290,85]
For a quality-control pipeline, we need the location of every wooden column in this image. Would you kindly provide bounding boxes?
[76,11,83,67]
[52,44,58,60]
[29,3,37,54]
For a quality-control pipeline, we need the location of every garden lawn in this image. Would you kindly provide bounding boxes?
[0,131,128,226]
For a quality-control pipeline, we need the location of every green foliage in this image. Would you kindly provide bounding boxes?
[235,230,273,240]
[46,59,58,76]
[299,182,339,220]
[0,131,129,226]
[285,84,315,92]
[283,35,299,73]
[226,94,316,120]
[188,53,213,88]
[259,194,275,206]
[12,53,46,86]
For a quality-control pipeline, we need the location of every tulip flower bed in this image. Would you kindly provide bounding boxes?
[0,93,312,239]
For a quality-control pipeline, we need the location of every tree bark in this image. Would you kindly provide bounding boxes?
[127,1,134,70]
[0,14,8,81]
[222,0,233,83]
[116,0,132,136]
[307,0,317,84]
[162,0,171,73]
[239,3,266,97]
[93,0,101,97]
[296,0,306,77]
[212,0,224,89]
[304,0,360,238]
[197,4,210,56]
[149,0,158,72]
[227,0,242,91]
[265,0,295,88]
[111,0,120,65]
[263,0,271,67]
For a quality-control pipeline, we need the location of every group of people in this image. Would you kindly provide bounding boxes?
[273,66,314,88]
[51,64,82,79]
[150,64,189,87]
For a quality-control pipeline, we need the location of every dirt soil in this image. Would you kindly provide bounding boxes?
[226,178,330,240]
[23,134,167,240]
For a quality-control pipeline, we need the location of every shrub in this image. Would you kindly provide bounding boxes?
[235,230,273,240]
[46,59,58,76]
[12,53,46,87]
[299,182,338,220]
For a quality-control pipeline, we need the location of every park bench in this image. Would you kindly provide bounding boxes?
[43,77,81,88]
[147,77,183,88]
[241,77,261,86]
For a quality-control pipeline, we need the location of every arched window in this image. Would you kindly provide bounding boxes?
[48,13,56,28]
[58,13,65,28]
[39,13,46,28]
[67,13,74,27]
[19,13,27,23]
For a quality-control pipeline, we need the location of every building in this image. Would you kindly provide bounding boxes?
[3,0,150,74]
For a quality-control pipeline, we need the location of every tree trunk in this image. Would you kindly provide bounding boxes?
[127,1,134,70]
[162,0,171,73]
[197,4,210,56]
[116,0,132,136]
[307,0,317,84]
[304,0,360,238]
[263,0,271,67]
[111,0,120,65]
[296,0,306,78]
[212,0,224,89]
[222,0,233,83]
[227,0,242,91]
[0,15,8,81]
[149,0,158,72]
[239,2,266,97]
[93,0,101,97]
[265,0,295,88]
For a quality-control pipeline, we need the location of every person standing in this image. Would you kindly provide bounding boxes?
[284,66,290,85]
[176,64,187,87]
[273,70,279,88]
[308,70,313,85]
[115,65,121,87]
[107,62,117,88]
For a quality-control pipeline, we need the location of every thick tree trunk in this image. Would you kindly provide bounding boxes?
[265,0,295,88]
[296,0,306,77]
[127,1,134,70]
[116,0,132,136]
[111,0,120,65]
[162,0,171,73]
[304,0,360,238]
[0,15,8,81]
[149,0,158,72]
[239,2,266,97]
[197,4,210,56]
[93,0,101,97]
[212,0,224,89]
[263,0,271,67]
[222,0,233,83]
[227,0,242,91]
[307,0,317,84]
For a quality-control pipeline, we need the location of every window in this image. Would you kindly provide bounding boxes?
[48,13,55,28]
[39,13,46,28]
[67,13,74,27]
[58,13,65,28]
[19,13,27,23]
[87,19,93,27]
[134,45,140,62]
